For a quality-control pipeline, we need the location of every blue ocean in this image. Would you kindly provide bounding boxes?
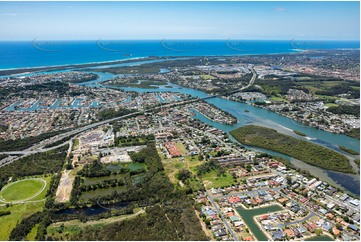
[0,40,359,70]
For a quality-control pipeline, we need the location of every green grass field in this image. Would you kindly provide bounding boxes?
[162,155,205,184]
[200,74,216,80]
[200,170,235,189]
[26,223,40,241]
[0,178,46,202]
[0,202,44,240]
[324,103,339,108]
[0,176,51,240]
[269,96,289,103]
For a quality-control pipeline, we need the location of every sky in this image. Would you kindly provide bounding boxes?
[0,1,359,40]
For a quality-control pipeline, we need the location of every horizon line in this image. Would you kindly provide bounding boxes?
[0,39,360,42]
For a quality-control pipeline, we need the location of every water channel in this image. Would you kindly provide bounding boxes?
[1,58,359,195]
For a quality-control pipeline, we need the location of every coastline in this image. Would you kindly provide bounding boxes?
[0,49,306,73]
[0,56,166,76]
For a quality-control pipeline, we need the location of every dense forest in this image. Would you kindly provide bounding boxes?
[316,83,360,99]
[115,134,155,147]
[230,125,354,173]
[96,107,135,121]
[327,105,360,117]
[45,143,208,240]
[0,145,68,189]
[71,203,207,241]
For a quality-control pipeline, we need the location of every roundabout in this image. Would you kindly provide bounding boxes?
[0,178,47,203]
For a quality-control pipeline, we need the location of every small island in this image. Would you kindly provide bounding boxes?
[293,130,306,137]
[230,125,354,173]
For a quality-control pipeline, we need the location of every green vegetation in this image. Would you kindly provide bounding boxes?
[73,154,149,204]
[293,130,306,137]
[346,128,360,139]
[54,204,205,241]
[0,145,68,189]
[78,160,112,178]
[230,125,353,173]
[0,203,45,240]
[46,143,207,240]
[200,170,235,189]
[116,134,154,147]
[0,211,11,217]
[339,146,359,155]
[95,65,163,74]
[96,107,135,121]
[316,83,359,99]
[0,175,51,241]
[0,179,45,202]
[72,138,79,150]
[26,223,39,241]
[108,80,167,88]
[47,208,145,239]
[327,105,360,117]
[9,211,44,240]
[200,74,216,80]
[354,159,360,168]
[161,154,205,188]
[195,160,236,189]
[0,129,71,152]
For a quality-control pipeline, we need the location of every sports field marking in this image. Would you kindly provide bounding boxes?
[0,178,47,204]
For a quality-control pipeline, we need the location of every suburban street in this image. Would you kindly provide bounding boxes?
[205,190,239,241]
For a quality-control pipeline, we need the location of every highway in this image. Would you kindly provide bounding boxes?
[0,98,201,167]
[202,66,257,100]
[0,67,257,168]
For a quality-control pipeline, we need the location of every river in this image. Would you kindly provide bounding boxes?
[96,77,360,195]
[1,58,359,195]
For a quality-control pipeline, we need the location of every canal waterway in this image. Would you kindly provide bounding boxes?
[235,204,283,241]
[1,58,359,195]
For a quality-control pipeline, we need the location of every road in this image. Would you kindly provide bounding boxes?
[279,211,316,227]
[0,98,201,167]
[182,124,241,156]
[203,66,257,100]
[0,67,257,167]
[205,190,239,241]
[241,66,257,91]
[212,187,283,199]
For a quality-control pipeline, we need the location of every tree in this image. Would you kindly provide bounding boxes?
[66,163,73,170]
[315,228,323,236]
[286,175,292,185]
[177,169,192,182]
[335,223,342,230]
